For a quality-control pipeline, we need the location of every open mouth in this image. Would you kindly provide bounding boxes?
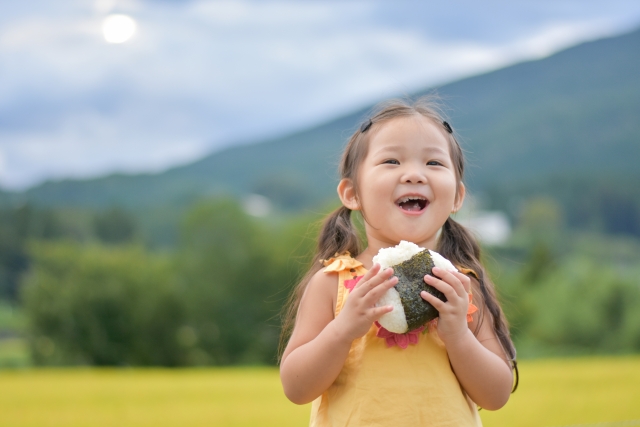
[396,196,428,212]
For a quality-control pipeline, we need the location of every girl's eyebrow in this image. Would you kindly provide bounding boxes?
[373,145,402,153]
[421,146,449,156]
[373,145,449,156]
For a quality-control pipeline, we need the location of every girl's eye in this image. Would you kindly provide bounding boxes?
[383,159,400,165]
[427,160,442,166]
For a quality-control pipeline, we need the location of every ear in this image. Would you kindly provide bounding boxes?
[453,182,466,213]
[337,178,360,210]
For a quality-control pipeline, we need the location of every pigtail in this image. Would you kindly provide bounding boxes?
[438,217,519,391]
[317,206,361,261]
[278,206,361,360]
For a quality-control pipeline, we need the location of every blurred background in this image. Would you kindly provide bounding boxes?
[1,1,640,426]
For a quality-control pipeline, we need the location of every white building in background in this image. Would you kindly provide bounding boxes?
[242,194,272,217]
[456,211,511,246]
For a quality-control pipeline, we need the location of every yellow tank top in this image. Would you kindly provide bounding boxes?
[309,253,482,427]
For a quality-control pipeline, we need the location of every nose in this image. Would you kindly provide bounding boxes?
[401,164,427,184]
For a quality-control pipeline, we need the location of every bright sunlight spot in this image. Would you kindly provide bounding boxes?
[102,14,136,44]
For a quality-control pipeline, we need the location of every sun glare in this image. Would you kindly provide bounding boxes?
[102,14,136,44]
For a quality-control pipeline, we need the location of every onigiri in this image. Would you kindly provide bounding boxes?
[373,241,458,333]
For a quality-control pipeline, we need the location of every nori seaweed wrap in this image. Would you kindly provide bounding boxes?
[374,241,457,333]
[392,250,446,331]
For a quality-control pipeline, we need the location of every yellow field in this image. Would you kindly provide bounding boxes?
[0,356,639,427]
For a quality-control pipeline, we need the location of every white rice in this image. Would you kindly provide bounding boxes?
[372,240,424,269]
[428,250,458,273]
[375,287,407,333]
[373,241,457,334]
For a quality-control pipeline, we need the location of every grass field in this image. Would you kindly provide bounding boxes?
[0,356,639,427]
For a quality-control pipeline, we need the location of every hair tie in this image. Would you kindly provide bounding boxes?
[442,121,453,133]
[360,119,372,133]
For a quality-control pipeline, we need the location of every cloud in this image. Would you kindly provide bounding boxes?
[0,110,207,188]
[0,0,639,189]
[500,19,624,59]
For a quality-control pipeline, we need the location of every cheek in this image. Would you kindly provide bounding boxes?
[440,177,459,205]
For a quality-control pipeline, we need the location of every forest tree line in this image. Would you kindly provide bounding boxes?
[1,194,640,367]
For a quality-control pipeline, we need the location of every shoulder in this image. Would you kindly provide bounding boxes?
[280,268,339,363]
[304,267,339,304]
[322,252,364,274]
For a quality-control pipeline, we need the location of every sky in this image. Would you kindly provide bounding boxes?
[1,0,640,190]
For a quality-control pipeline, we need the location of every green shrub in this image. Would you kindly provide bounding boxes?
[22,242,188,366]
[20,198,320,367]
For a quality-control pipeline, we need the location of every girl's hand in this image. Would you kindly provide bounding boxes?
[420,267,471,345]
[334,263,398,342]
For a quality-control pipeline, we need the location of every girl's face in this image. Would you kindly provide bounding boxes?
[340,115,464,251]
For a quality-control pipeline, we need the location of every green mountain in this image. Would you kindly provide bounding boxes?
[3,27,640,237]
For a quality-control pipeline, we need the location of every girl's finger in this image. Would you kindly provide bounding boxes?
[349,263,381,294]
[451,271,471,293]
[424,273,460,301]
[420,290,447,311]
[363,275,398,304]
[371,305,394,319]
[356,263,381,284]
[431,267,467,298]
[354,266,395,295]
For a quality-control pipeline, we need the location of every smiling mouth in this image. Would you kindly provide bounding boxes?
[396,196,428,212]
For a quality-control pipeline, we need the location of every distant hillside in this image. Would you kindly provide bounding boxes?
[3,27,639,230]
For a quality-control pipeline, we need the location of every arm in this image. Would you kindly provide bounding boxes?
[280,264,397,405]
[421,268,513,410]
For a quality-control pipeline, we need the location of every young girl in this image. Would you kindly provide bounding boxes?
[280,97,517,426]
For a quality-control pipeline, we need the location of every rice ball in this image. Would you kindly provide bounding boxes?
[373,241,457,334]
